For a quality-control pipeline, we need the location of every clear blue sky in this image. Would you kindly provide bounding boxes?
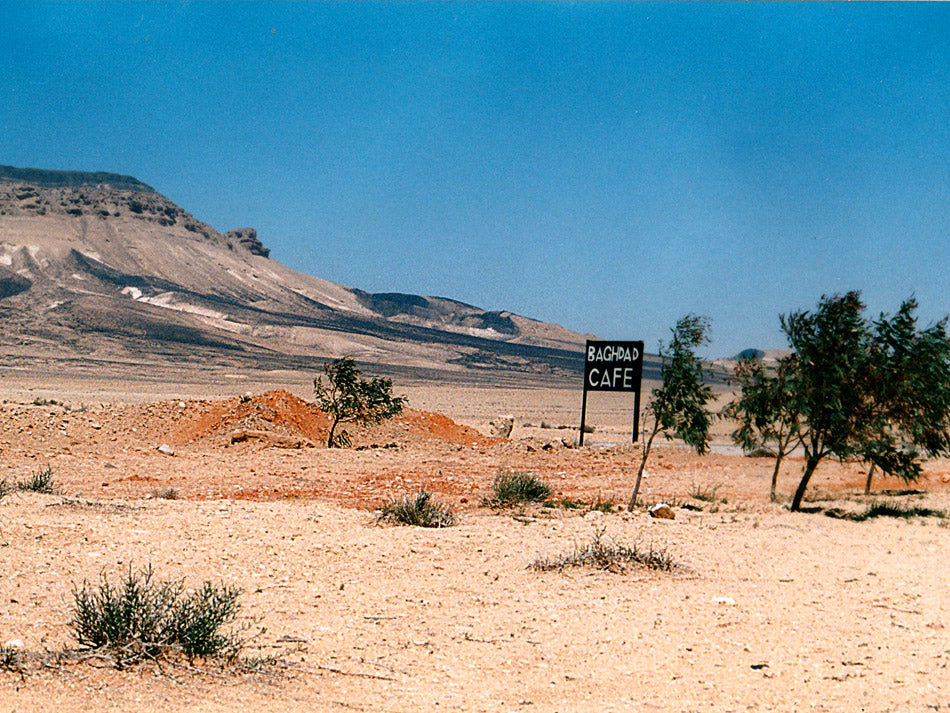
[3,2,948,357]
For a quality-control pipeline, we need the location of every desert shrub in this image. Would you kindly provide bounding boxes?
[531,531,675,573]
[0,645,19,671]
[689,484,720,502]
[0,479,10,502]
[378,490,456,528]
[589,497,616,513]
[851,501,948,522]
[150,487,179,500]
[70,565,243,667]
[18,466,55,493]
[485,470,552,507]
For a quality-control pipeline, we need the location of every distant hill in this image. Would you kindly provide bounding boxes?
[0,165,619,383]
[0,165,154,192]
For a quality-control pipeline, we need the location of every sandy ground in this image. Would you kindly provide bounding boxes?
[0,376,948,712]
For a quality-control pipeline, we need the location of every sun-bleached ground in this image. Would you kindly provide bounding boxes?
[0,377,947,712]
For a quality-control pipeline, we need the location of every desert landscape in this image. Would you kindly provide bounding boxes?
[0,167,948,712]
[0,366,948,713]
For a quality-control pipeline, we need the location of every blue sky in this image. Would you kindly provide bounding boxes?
[2,2,948,357]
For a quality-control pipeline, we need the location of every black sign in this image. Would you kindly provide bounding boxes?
[580,339,645,445]
[584,340,644,392]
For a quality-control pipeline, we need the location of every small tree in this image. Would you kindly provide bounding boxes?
[862,298,950,492]
[781,293,950,510]
[628,315,713,511]
[313,357,405,448]
[722,354,801,502]
[782,292,876,512]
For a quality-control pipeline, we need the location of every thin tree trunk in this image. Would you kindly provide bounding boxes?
[864,462,876,494]
[790,456,820,512]
[770,453,784,503]
[327,418,340,448]
[627,425,659,511]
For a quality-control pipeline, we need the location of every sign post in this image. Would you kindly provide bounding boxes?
[579,339,645,446]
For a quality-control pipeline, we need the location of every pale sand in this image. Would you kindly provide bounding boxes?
[0,378,947,712]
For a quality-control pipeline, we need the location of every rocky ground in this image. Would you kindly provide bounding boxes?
[0,378,947,712]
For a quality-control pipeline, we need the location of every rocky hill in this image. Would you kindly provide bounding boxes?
[0,165,610,383]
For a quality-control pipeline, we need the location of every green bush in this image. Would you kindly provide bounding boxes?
[69,565,243,666]
[484,471,552,507]
[378,490,456,528]
[18,466,55,493]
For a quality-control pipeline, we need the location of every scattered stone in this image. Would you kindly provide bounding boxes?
[583,510,604,520]
[560,437,575,449]
[229,428,312,449]
[649,503,675,520]
[156,444,175,456]
[489,415,514,439]
[712,596,736,606]
[3,639,23,650]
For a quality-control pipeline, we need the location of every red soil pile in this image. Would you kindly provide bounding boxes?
[165,389,492,448]
[169,390,330,445]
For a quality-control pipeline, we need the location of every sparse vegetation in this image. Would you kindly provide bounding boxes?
[629,315,714,510]
[851,501,948,522]
[484,470,552,507]
[0,645,19,672]
[531,531,675,573]
[689,484,720,502]
[0,479,10,502]
[313,357,405,448]
[542,496,616,513]
[69,565,244,667]
[18,466,55,493]
[723,355,801,502]
[150,487,179,500]
[378,490,456,528]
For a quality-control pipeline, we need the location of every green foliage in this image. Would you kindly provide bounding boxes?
[652,315,714,453]
[485,470,553,507]
[531,530,675,573]
[862,298,950,489]
[18,466,55,493]
[378,490,456,528]
[313,357,405,448]
[722,355,801,501]
[777,293,950,510]
[628,315,713,510]
[69,565,243,666]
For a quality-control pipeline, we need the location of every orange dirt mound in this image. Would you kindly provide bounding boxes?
[167,390,492,448]
[170,389,331,445]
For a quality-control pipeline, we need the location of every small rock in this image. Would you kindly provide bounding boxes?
[90,422,102,430]
[156,444,175,456]
[583,510,604,520]
[560,437,575,449]
[3,639,24,650]
[489,415,514,439]
[649,503,675,520]
[712,596,736,606]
